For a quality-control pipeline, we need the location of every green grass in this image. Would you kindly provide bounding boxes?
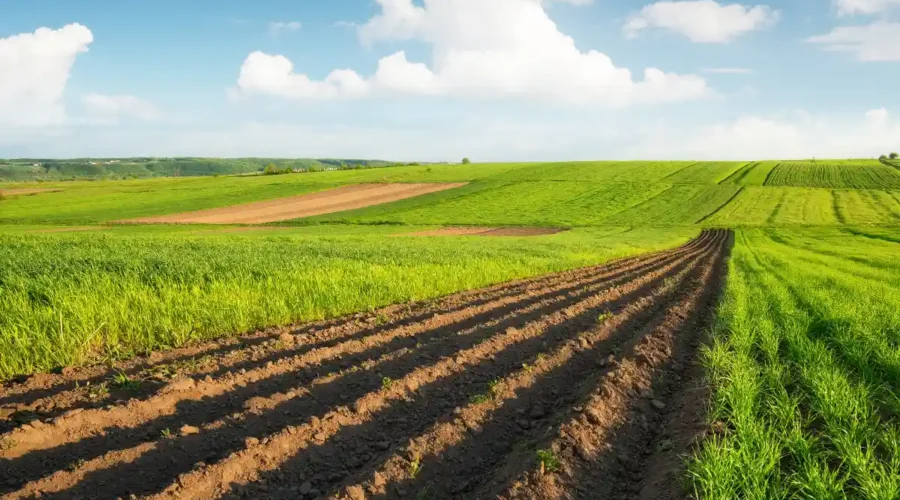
[765,162,900,189]
[0,226,694,379]
[601,185,742,226]
[312,181,672,227]
[666,162,747,184]
[689,228,900,499]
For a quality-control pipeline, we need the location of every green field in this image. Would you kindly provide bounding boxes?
[690,228,900,499]
[765,161,900,189]
[2,158,900,496]
[2,159,899,378]
[0,226,695,378]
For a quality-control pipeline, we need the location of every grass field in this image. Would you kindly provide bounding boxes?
[0,226,694,378]
[1,159,899,498]
[690,228,900,499]
[765,161,900,189]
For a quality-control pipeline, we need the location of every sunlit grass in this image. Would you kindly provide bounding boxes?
[689,228,900,499]
[0,226,694,379]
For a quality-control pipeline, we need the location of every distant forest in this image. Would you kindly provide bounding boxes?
[0,158,421,182]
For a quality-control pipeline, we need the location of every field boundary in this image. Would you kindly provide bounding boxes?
[696,186,745,224]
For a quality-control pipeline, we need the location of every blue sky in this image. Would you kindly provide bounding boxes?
[0,0,898,160]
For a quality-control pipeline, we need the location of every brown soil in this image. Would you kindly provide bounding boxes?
[0,188,60,197]
[0,230,731,500]
[406,227,566,237]
[121,183,467,224]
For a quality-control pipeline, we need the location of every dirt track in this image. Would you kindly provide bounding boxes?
[0,229,731,499]
[0,188,60,197]
[122,183,467,224]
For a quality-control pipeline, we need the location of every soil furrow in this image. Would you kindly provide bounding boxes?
[0,234,708,457]
[0,234,715,496]
[0,234,703,423]
[137,235,720,500]
[142,233,716,498]
[497,229,730,500]
[326,232,724,500]
[0,231,725,500]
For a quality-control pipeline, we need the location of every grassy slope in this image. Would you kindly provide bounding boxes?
[690,228,900,499]
[765,162,900,189]
[0,227,695,378]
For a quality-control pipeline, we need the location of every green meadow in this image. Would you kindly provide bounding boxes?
[2,158,900,496]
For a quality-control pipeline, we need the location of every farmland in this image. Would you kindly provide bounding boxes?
[690,229,900,499]
[1,159,899,499]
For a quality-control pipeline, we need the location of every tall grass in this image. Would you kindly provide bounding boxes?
[0,227,694,379]
[689,228,900,498]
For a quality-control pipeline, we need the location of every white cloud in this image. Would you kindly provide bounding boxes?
[703,67,754,74]
[269,21,302,36]
[82,94,162,122]
[808,22,900,61]
[0,24,93,127]
[235,0,710,106]
[5,108,897,161]
[834,0,900,15]
[649,108,900,159]
[624,1,779,43]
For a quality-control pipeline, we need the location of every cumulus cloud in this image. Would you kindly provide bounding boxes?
[235,0,710,106]
[624,1,779,43]
[269,21,302,36]
[656,108,900,159]
[0,24,93,127]
[834,0,900,15]
[82,94,162,122]
[808,22,900,61]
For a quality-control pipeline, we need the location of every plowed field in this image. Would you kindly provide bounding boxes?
[123,183,467,224]
[0,229,731,500]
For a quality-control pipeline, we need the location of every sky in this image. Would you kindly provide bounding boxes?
[0,0,898,161]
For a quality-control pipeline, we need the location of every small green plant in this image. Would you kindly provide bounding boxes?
[408,452,422,478]
[536,449,561,474]
[67,458,87,472]
[469,393,491,404]
[87,382,109,400]
[488,378,503,397]
[470,378,503,404]
[381,376,394,390]
[375,313,390,326]
[161,428,174,438]
[415,484,434,500]
[597,311,614,323]
[110,371,140,390]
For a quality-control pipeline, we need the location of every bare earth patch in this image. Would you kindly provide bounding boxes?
[0,188,61,197]
[0,231,731,500]
[407,227,567,237]
[121,183,467,224]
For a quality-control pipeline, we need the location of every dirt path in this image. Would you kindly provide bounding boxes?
[121,183,466,224]
[0,230,730,499]
[0,188,60,197]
